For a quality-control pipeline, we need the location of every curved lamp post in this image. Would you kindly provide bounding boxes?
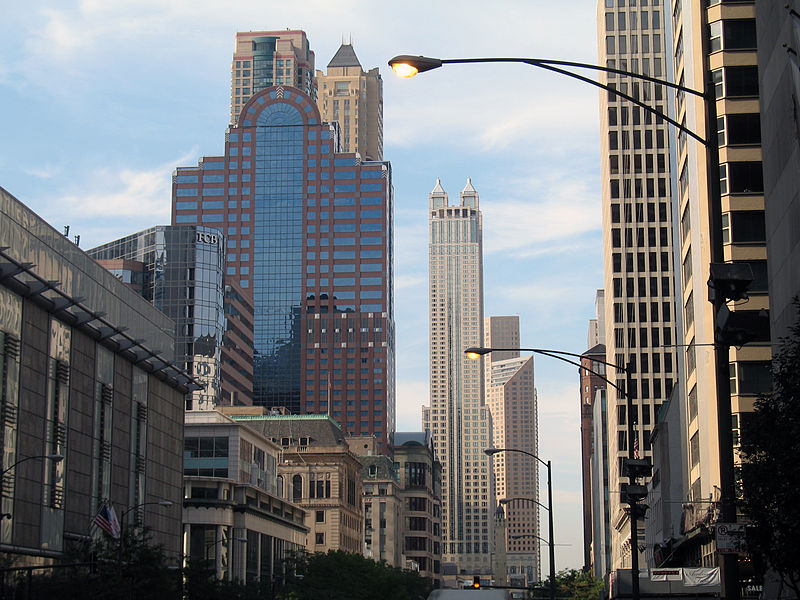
[119,499,174,525]
[204,536,248,581]
[485,447,554,600]
[0,454,64,520]
[397,50,737,600]
[472,347,645,600]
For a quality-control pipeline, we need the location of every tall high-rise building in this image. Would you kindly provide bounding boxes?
[316,43,383,161]
[596,0,679,571]
[583,291,610,576]
[756,1,800,342]
[88,225,228,411]
[422,178,491,574]
[230,30,316,125]
[668,0,771,567]
[484,316,539,584]
[172,86,395,450]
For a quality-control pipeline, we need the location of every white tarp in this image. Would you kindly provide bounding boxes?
[683,567,721,587]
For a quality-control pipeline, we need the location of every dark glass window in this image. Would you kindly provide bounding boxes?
[728,162,763,194]
[724,66,759,97]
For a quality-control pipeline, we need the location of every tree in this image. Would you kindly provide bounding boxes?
[740,301,800,597]
[554,569,604,600]
[276,550,432,600]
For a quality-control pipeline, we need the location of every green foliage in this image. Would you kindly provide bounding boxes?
[740,301,800,597]
[530,569,604,600]
[276,550,432,600]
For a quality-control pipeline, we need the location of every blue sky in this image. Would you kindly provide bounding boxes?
[1,0,603,571]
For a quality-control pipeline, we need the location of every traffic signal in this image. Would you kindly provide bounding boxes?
[473,575,481,589]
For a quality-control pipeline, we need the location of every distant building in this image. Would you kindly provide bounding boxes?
[351,438,403,567]
[173,85,395,450]
[183,410,307,583]
[394,432,443,586]
[483,316,539,584]
[316,43,383,161]
[88,225,228,410]
[230,30,316,125]
[422,178,491,574]
[580,343,607,573]
[0,187,189,563]
[590,386,611,578]
[226,411,364,555]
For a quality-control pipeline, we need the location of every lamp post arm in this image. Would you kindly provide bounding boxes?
[436,56,708,145]
[503,496,549,512]
[532,350,626,397]
[439,56,705,99]
[489,447,547,469]
[531,61,708,147]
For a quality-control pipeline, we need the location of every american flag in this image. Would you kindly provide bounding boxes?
[93,501,121,539]
[633,429,640,460]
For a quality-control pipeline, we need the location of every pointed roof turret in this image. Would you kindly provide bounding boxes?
[460,177,479,208]
[430,178,448,209]
[327,43,362,69]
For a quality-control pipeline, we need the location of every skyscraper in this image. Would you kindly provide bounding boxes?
[173,86,395,450]
[422,178,491,574]
[230,30,316,125]
[668,0,771,568]
[316,43,383,161]
[597,0,678,571]
[484,316,540,584]
[88,225,227,410]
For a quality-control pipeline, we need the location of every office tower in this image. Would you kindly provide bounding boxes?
[484,316,539,584]
[88,225,228,410]
[580,343,606,572]
[316,43,384,161]
[172,86,395,450]
[597,0,678,572]
[230,30,316,125]
[669,0,771,567]
[422,178,490,574]
[756,2,800,342]
[1,187,186,563]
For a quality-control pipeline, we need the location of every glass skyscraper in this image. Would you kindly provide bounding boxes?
[88,225,226,410]
[172,86,395,450]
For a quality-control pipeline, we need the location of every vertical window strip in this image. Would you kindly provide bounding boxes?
[92,347,114,514]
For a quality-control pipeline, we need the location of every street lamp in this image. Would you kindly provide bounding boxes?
[204,536,248,581]
[398,51,738,600]
[484,447,555,600]
[119,499,174,525]
[472,347,647,600]
[0,454,64,520]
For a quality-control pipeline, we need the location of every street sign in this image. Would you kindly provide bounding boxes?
[715,523,746,553]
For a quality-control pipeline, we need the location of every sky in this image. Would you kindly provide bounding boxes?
[0,0,604,573]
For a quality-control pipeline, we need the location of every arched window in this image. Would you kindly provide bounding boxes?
[276,475,284,498]
[292,474,303,502]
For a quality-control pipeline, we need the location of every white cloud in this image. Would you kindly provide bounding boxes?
[23,165,61,179]
[30,149,198,248]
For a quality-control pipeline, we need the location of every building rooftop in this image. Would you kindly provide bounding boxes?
[327,43,362,69]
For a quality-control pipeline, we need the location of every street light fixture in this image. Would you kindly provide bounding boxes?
[1,454,64,520]
[398,50,738,600]
[474,347,645,600]
[119,500,174,525]
[484,447,555,600]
